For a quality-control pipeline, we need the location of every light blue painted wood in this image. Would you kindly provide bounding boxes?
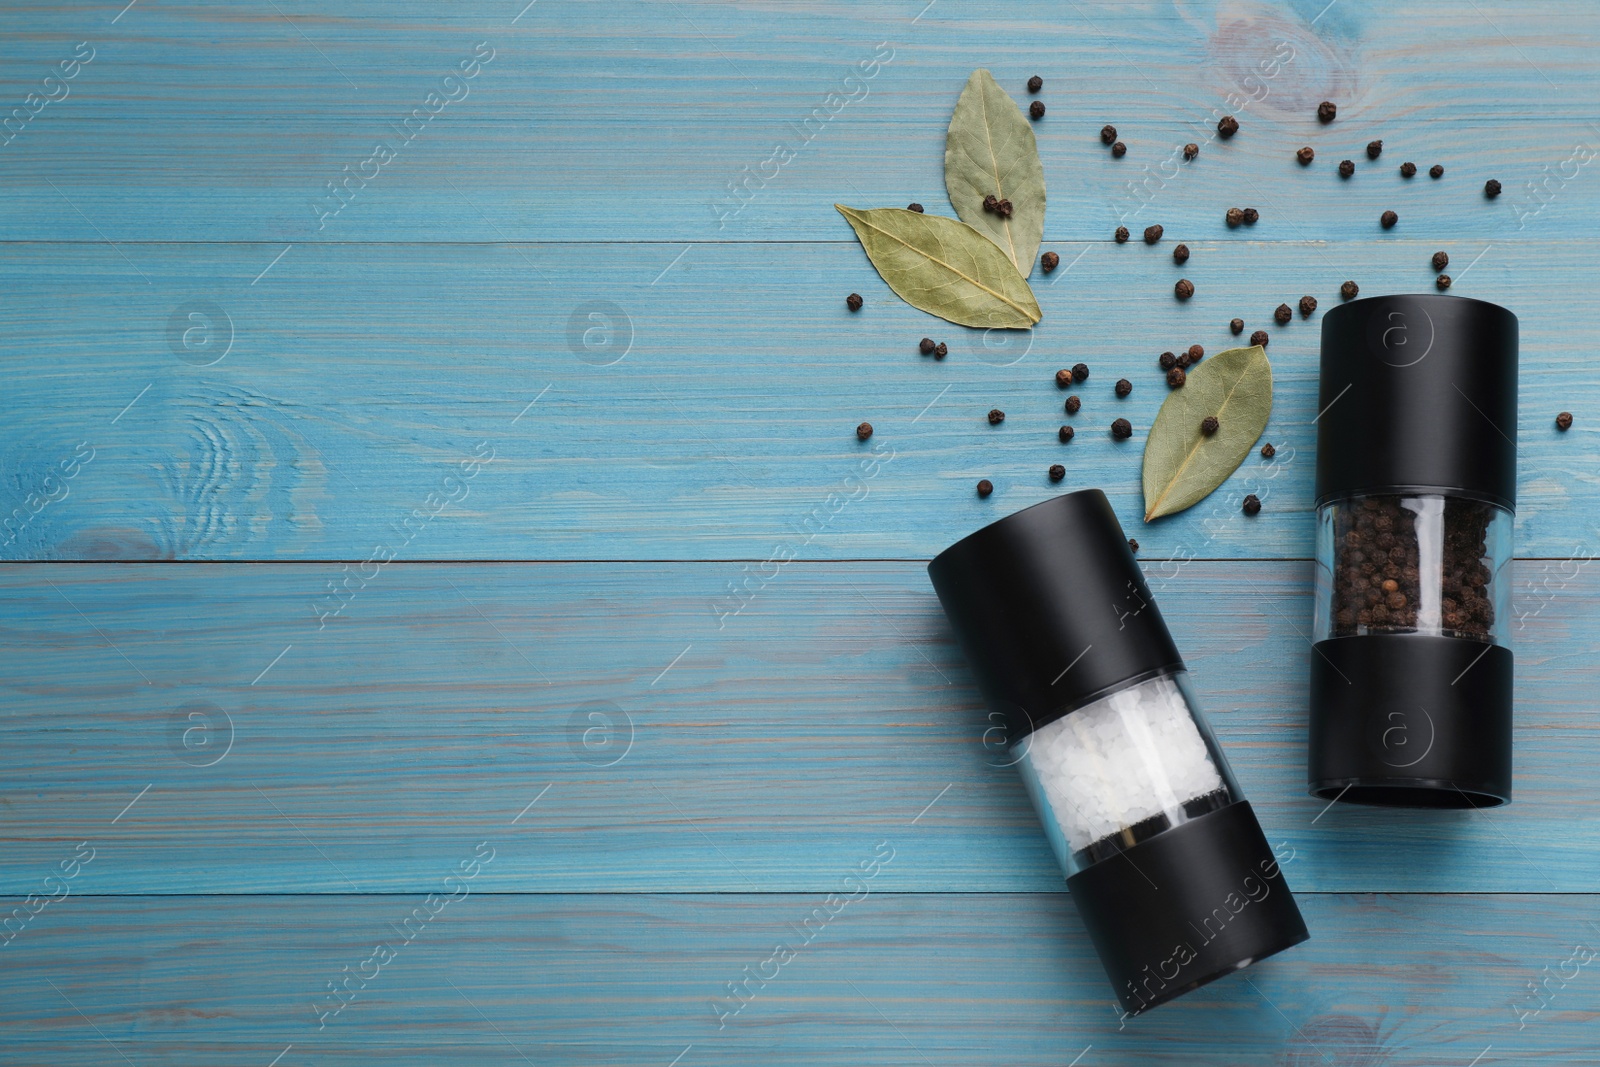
[0,239,1592,561]
[2,561,1595,894]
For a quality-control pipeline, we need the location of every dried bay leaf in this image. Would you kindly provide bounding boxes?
[1142,345,1273,522]
[834,205,1041,328]
[944,68,1046,275]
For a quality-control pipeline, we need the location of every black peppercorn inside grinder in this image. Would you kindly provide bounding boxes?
[1310,294,1517,807]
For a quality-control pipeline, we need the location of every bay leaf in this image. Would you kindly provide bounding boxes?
[1142,345,1273,522]
[834,205,1040,328]
[944,68,1046,275]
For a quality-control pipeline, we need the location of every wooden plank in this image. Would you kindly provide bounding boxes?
[0,2,1594,243]
[0,239,1592,561]
[2,561,1595,894]
[2,892,1595,1064]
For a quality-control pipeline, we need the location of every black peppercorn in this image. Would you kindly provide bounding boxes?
[1101,124,1117,145]
[1127,538,1139,553]
[907,202,924,212]
[1200,415,1219,436]
[1184,142,1199,161]
[1159,351,1177,370]
[1049,463,1065,482]
[1250,329,1270,347]
[846,293,863,311]
[1260,442,1276,459]
[1218,115,1239,138]
[1173,243,1190,264]
[920,337,936,355]
[934,342,948,360]
[1274,303,1292,324]
[1188,344,1204,363]
[1400,161,1417,178]
[1167,366,1187,388]
[1029,100,1045,120]
[1485,179,1502,198]
[1296,146,1315,165]
[1432,251,1449,272]
[1111,418,1132,439]
[1065,395,1082,415]
[1230,318,1245,335]
[856,422,873,441]
[1027,75,1043,93]
[1242,207,1259,225]
[996,198,1014,218]
[1111,140,1126,158]
[1115,226,1130,243]
[1430,164,1444,179]
[1299,295,1318,318]
[1367,139,1383,159]
[1381,210,1398,228]
[1242,494,1262,515]
[1073,363,1089,382]
[1226,207,1244,227]
[1177,350,1192,369]
[1115,378,1133,397]
[1556,411,1574,431]
[1144,224,1163,244]
[977,479,993,498]
[1341,280,1359,301]
[983,194,999,213]
[987,408,1005,425]
[1041,251,1060,273]
[1175,278,1194,300]
[1436,273,1452,290]
[1317,100,1337,123]
[1055,368,1073,388]
[1338,159,1355,178]
[1058,425,1075,442]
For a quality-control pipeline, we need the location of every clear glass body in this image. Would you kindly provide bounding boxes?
[1313,493,1513,646]
[1013,670,1241,877]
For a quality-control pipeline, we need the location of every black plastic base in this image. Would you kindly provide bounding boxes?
[1065,800,1308,1016]
[1308,634,1512,807]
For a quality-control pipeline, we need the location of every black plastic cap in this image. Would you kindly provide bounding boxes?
[1067,800,1309,1015]
[928,490,1182,741]
[1309,634,1513,807]
[1316,294,1518,510]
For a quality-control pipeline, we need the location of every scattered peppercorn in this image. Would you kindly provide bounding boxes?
[1296,146,1315,165]
[1111,418,1133,439]
[1381,210,1398,228]
[1055,368,1074,388]
[1341,280,1359,301]
[1485,179,1502,198]
[987,408,1005,425]
[1201,415,1220,436]
[1432,251,1449,272]
[1144,225,1163,244]
[934,342,948,360]
[1218,115,1239,138]
[907,202,924,212]
[1049,463,1065,482]
[1027,75,1043,93]
[1251,330,1270,347]
[1159,351,1177,370]
[920,337,936,355]
[1436,273,1452,290]
[1338,159,1355,178]
[1275,303,1292,324]
[1400,161,1417,179]
[1059,425,1075,442]
[1367,139,1383,159]
[1101,124,1117,145]
[856,422,873,441]
[1231,318,1245,335]
[1430,164,1444,179]
[1188,344,1204,362]
[1029,100,1045,120]
[1317,100,1337,123]
[1260,443,1276,459]
[1184,142,1199,161]
[977,479,993,498]
[1176,350,1192,369]
[1041,251,1060,273]
[1073,363,1089,382]
[846,293,863,311]
[1242,494,1262,515]
[1115,378,1133,397]
[1115,226,1130,243]
[983,194,999,213]
[1299,295,1318,318]
[1167,366,1187,388]
[1173,243,1190,264]
[1226,207,1244,228]
[996,198,1014,218]
[1242,207,1259,225]
[1175,278,1194,300]
[1111,140,1127,158]
[1127,538,1139,553]
[1556,412,1574,431]
[1065,395,1082,415]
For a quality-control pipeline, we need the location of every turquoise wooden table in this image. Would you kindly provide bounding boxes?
[3,1,1599,1063]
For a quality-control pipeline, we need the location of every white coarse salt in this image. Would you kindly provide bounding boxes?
[1021,673,1224,852]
